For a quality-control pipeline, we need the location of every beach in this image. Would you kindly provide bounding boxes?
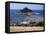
[10,26,44,32]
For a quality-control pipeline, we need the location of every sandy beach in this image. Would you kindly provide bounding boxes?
[10,26,44,32]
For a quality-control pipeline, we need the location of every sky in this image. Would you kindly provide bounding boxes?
[10,3,43,10]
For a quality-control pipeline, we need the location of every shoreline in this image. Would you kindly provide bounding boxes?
[10,26,44,32]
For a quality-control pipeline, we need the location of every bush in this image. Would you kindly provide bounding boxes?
[36,21,44,26]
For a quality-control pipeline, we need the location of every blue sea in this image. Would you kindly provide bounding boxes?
[10,10,44,24]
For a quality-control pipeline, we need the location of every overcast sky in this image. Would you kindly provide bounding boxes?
[10,3,43,10]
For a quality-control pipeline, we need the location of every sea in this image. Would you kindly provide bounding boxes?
[10,9,44,24]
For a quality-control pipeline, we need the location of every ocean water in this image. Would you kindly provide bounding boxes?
[10,10,44,24]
